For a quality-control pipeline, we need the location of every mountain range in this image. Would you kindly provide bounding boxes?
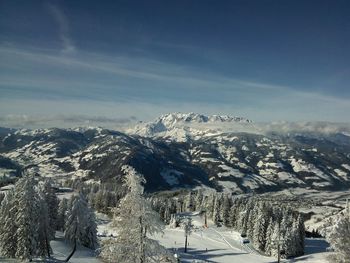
[1,113,350,193]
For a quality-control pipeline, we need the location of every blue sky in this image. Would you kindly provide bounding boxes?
[0,0,349,125]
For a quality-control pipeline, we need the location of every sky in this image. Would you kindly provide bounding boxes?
[0,0,349,127]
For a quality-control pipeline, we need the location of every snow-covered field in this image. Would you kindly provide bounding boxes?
[96,211,331,263]
[151,212,331,263]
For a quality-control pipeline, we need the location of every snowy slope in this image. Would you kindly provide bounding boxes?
[151,212,330,263]
[128,112,253,142]
[1,113,350,193]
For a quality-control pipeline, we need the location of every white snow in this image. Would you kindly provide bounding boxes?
[160,169,183,185]
[217,180,241,192]
[218,164,244,178]
[0,168,16,177]
[153,212,330,263]
[341,164,350,171]
[242,145,249,151]
[289,158,331,181]
[277,172,306,184]
[0,232,101,263]
[334,169,347,179]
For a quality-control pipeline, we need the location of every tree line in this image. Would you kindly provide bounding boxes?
[150,190,305,258]
[0,176,97,262]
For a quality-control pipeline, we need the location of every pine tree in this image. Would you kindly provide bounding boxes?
[194,190,203,211]
[228,199,240,228]
[99,165,169,263]
[182,217,193,253]
[57,198,68,231]
[64,194,98,262]
[212,195,221,226]
[40,180,59,234]
[252,204,269,251]
[36,195,52,257]
[264,217,275,255]
[14,176,40,260]
[327,201,350,262]
[296,214,305,254]
[0,189,17,258]
[221,194,231,226]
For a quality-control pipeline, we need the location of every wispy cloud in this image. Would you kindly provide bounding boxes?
[0,113,138,129]
[46,3,75,53]
[1,45,350,122]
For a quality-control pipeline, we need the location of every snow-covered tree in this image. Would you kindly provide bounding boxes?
[64,194,98,262]
[14,176,40,260]
[221,194,231,226]
[252,204,269,251]
[194,190,204,211]
[36,195,52,257]
[327,201,350,262]
[267,222,280,257]
[0,189,17,258]
[0,176,56,260]
[39,180,59,234]
[182,217,193,253]
[100,165,171,263]
[212,195,221,226]
[57,198,68,231]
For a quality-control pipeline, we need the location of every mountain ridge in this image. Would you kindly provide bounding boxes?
[1,115,349,194]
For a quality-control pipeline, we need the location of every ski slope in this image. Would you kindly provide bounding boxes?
[0,212,330,263]
[152,212,330,263]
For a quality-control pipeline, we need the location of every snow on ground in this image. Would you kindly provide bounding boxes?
[152,212,331,263]
[341,164,350,171]
[217,164,244,178]
[160,169,183,186]
[49,232,101,263]
[0,232,101,263]
[0,211,331,262]
[152,212,272,263]
[289,158,331,182]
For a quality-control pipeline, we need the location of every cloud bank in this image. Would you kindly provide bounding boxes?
[0,114,138,130]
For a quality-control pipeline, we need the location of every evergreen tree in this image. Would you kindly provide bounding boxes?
[0,189,17,258]
[252,204,269,251]
[40,180,59,234]
[36,195,52,257]
[99,165,169,263]
[14,176,40,260]
[182,217,193,253]
[327,201,350,262]
[212,196,221,226]
[221,194,231,226]
[57,198,68,231]
[64,194,98,262]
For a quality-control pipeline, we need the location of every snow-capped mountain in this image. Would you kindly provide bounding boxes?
[1,113,350,193]
[129,112,253,141]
